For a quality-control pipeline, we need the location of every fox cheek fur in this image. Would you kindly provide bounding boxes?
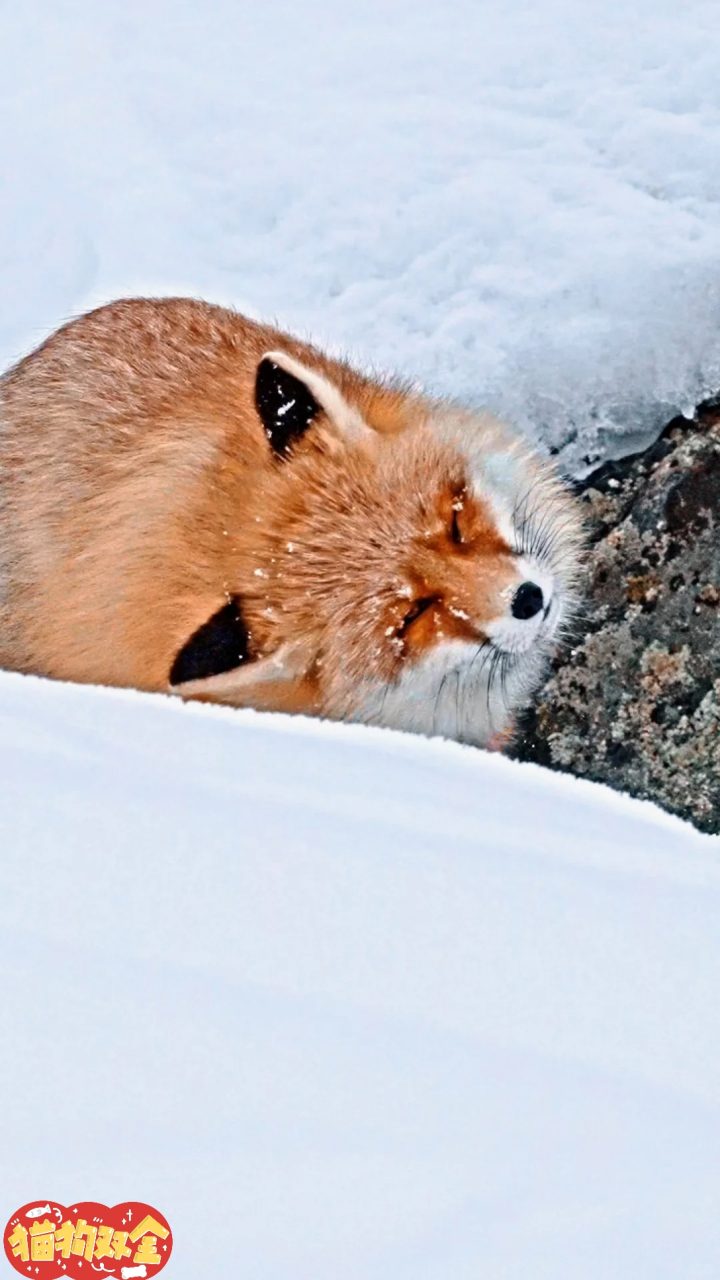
[0,298,584,747]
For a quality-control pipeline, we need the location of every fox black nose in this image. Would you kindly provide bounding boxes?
[511,581,544,620]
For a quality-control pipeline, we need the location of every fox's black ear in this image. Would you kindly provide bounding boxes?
[255,357,321,458]
[170,598,251,686]
[255,348,373,458]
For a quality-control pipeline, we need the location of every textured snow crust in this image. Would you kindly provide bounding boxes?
[1,673,719,1277]
[3,0,720,468]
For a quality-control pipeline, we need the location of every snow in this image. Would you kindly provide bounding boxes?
[1,672,719,1277]
[3,0,720,468]
[3,5,720,1274]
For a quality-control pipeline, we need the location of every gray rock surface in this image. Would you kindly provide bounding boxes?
[511,405,720,834]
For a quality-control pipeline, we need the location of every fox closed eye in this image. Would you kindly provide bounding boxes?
[397,596,438,639]
[444,486,470,547]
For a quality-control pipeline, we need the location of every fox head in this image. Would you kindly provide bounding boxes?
[170,349,584,745]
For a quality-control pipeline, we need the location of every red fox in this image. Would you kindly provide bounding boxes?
[0,297,583,746]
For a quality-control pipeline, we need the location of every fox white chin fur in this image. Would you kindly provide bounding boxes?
[0,297,584,749]
[349,460,581,746]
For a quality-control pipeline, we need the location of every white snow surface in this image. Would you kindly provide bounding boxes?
[1,671,719,1276]
[3,0,720,467]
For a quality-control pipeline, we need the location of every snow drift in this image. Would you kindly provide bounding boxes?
[0,673,718,1277]
[3,0,720,468]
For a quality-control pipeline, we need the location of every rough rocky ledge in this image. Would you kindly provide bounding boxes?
[511,404,720,834]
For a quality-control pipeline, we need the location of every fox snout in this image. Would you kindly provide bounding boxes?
[399,534,558,658]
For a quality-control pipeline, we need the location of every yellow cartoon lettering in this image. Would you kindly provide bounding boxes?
[54,1222,75,1260]
[71,1219,98,1261]
[94,1225,132,1262]
[29,1220,55,1262]
[128,1215,169,1243]
[7,1224,29,1263]
[132,1234,162,1266]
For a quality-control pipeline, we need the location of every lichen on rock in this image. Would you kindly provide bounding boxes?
[511,405,720,834]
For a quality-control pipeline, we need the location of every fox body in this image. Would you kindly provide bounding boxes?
[0,298,583,745]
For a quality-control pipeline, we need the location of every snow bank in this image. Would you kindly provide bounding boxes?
[1,672,718,1276]
[3,0,720,469]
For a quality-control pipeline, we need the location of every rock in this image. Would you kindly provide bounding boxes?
[510,404,720,834]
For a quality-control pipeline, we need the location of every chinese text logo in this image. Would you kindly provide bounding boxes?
[4,1202,172,1280]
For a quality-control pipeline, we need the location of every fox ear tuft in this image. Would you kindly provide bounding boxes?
[255,356,322,459]
[170,597,251,686]
[169,638,314,712]
[256,349,373,458]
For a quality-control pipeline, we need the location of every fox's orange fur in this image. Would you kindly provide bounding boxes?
[0,297,583,745]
